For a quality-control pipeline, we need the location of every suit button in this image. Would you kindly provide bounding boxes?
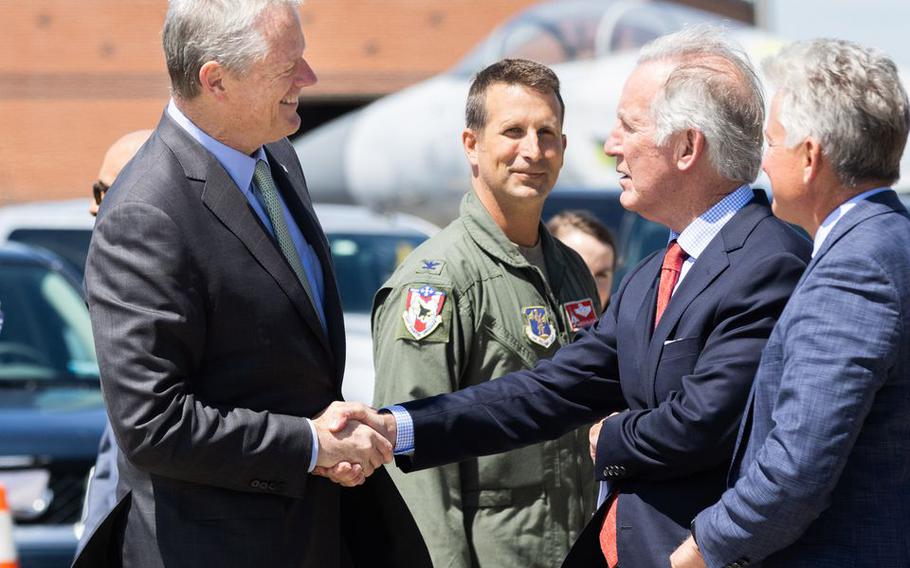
[267,482,277,491]
[250,480,261,489]
[603,468,610,477]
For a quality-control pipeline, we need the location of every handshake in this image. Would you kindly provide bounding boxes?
[311,402,398,487]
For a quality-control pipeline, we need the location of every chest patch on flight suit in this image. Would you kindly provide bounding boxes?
[522,306,556,348]
[564,298,597,331]
[415,259,445,275]
[402,285,447,340]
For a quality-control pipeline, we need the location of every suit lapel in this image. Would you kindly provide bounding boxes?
[645,191,771,392]
[798,189,903,288]
[265,145,346,381]
[156,112,334,361]
[634,256,662,367]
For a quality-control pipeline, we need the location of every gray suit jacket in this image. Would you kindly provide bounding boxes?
[74,111,430,568]
[695,190,910,567]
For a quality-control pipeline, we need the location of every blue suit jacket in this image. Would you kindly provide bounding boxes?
[396,191,810,568]
[695,190,910,568]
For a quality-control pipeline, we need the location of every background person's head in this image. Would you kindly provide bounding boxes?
[462,59,567,239]
[547,210,617,309]
[91,129,154,216]
[761,38,910,233]
[163,0,317,154]
[604,26,764,232]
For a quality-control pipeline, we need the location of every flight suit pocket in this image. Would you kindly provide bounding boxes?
[477,313,537,372]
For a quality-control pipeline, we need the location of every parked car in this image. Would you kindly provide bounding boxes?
[0,243,106,568]
[0,200,435,404]
[0,200,93,279]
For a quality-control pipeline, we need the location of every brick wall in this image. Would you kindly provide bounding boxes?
[0,0,537,204]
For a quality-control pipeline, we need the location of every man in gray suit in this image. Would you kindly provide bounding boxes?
[671,39,910,568]
[76,1,429,566]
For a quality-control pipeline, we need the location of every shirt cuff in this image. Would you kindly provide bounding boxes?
[382,405,415,455]
[305,418,319,473]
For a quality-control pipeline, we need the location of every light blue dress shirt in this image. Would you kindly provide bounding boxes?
[167,100,323,471]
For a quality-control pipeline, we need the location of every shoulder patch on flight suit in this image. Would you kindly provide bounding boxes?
[522,306,556,348]
[415,259,445,275]
[564,298,597,331]
[400,285,448,341]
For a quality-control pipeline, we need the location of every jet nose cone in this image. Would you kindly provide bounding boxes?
[293,110,361,204]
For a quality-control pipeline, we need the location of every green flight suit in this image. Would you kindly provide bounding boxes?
[372,191,601,568]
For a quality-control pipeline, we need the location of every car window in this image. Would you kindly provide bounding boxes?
[328,233,427,313]
[543,190,667,290]
[616,214,668,284]
[8,229,93,279]
[0,263,98,382]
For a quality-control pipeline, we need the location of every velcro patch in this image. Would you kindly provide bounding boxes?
[564,298,597,331]
[522,306,556,348]
[415,259,445,275]
[402,285,447,341]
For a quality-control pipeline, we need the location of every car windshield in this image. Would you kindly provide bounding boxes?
[0,263,98,383]
[328,232,427,313]
[8,229,93,279]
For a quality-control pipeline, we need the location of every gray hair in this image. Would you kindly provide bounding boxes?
[638,25,764,183]
[763,39,910,187]
[163,0,303,100]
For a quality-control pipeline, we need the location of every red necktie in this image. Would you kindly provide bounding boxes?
[600,241,688,567]
[654,240,687,329]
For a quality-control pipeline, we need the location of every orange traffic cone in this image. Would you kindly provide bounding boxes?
[0,484,18,568]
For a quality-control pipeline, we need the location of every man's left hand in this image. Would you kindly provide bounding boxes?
[670,535,706,568]
[589,411,620,463]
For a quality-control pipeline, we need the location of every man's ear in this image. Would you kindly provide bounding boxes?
[198,61,226,98]
[801,136,822,184]
[676,128,705,172]
[463,128,479,166]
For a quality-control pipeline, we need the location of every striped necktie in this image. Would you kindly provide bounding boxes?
[252,159,316,306]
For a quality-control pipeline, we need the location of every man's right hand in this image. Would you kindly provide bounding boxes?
[311,402,397,486]
[313,402,393,476]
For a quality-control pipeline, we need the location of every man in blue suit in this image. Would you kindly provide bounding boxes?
[325,27,811,568]
[671,39,910,568]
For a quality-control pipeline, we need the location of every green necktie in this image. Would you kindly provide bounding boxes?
[252,159,315,304]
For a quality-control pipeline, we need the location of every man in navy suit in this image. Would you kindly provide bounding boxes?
[671,39,910,568]
[328,27,810,568]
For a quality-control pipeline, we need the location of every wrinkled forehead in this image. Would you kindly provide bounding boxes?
[258,4,305,58]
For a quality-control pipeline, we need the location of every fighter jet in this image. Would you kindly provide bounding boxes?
[295,0,910,225]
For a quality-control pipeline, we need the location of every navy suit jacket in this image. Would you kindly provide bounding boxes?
[396,191,810,568]
[695,190,910,568]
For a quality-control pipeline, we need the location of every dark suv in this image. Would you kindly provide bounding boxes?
[543,187,669,286]
[0,243,106,568]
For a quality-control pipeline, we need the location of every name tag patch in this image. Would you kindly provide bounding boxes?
[402,285,447,340]
[564,298,597,331]
[523,306,556,348]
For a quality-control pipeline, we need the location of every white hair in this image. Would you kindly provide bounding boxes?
[638,25,765,184]
[163,0,303,99]
[763,39,910,187]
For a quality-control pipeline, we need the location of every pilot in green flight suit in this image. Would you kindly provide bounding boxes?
[371,56,601,568]
[373,189,600,567]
